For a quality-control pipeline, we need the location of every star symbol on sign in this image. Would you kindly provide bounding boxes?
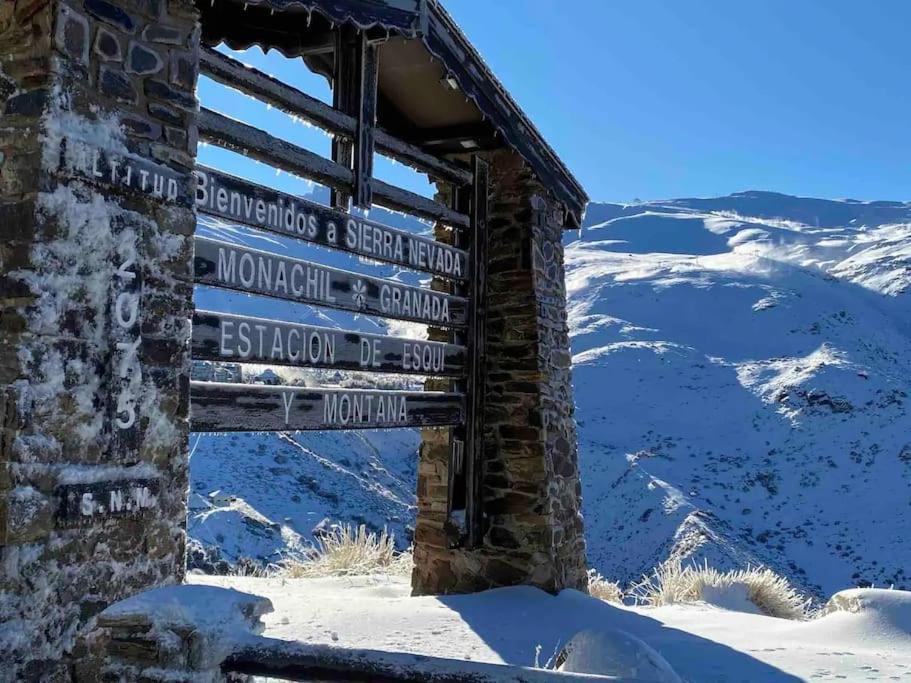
[351,280,368,309]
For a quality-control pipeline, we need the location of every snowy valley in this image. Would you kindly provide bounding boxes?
[189,190,911,600]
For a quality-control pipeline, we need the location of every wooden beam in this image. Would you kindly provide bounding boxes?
[199,48,472,186]
[374,129,471,186]
[408,123,494,147]
[222,638,621,682]
[330,26,358,210]
[200,47,352,134]
[198,108,353,192]
[195,166,468,281]
[371,178,469,228]
[190,382,464,432]
[353,39,378,209]
[192,310,467,377]
[193,237,468,328]
[465,155,490,548]
[198,110,467,227]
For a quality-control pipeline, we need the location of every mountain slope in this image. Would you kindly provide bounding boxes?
[570,192,911,596]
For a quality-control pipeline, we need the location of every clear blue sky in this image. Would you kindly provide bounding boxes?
[200,1,910,205]
[445,0,910,203]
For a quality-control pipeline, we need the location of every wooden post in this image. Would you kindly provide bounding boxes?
[355,41,378,208]
[331,27,377,210]
[465,156,489,547]
[446,157,488,547]
[330,26,356,210]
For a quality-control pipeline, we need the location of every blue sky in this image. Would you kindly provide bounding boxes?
[200,1,910,204]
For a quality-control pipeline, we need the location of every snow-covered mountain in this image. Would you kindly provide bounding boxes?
[570,191,911,598]
[188,190,911,599]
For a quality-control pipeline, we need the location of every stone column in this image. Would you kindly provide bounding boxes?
[413,149,588,595]
[0,0,198,678]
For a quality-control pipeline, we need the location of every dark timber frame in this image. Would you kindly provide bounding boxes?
[192,28,488,543]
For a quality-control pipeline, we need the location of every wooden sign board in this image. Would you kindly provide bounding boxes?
[190,381,463,431]
[193,310,466,377]
[196,166,468,281]
[55,479,160,526]
[194,237,467,328]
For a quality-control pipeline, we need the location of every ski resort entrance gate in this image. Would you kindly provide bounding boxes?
[189,45,489,545]
[0,0,589,678]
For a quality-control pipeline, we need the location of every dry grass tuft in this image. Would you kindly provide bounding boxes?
[277,524,412,578]
[587,568,623,603]
[630,558,810,620]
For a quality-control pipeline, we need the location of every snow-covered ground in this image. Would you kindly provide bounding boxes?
[190,574,911,682]
[189,190,911,601]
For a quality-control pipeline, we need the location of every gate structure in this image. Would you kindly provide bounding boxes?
[0,0,589,678]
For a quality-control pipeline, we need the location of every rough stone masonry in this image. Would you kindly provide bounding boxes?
[0,0,199,679]
[413,149,588,596]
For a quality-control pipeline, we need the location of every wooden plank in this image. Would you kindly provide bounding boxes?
[200,47,353,135]
[353,40,378,209]
[371,178,469,228]
[190,382,464,432]
[193,237,468,328]
[465,156,490,547]
[199,48,472,186]
[198,108,353,192]
[222,638,621,682]
[192,310,466,377]
[195,166,468,281]
[199,109,469,228]
[331,26,358,210]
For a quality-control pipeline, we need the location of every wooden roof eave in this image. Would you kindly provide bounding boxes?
[197,0,589,228]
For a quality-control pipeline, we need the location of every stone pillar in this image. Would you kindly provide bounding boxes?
[0,0,198,678]
[413,149,588,595]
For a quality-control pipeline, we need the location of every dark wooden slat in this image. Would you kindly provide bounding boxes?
[199,108,353,191]
[374,129,471,185]
[222,639,621,682]
[200,48,352,134]
[193,237,467,328]
[465,156,490,547]
[192,310,466,377]
[199,47,472,187]
[190,382,464,432]
[353,40,378,209]
[371,178,469,228]
[195,166,468,281]
[198,109,469,228]
[331,26,358,210]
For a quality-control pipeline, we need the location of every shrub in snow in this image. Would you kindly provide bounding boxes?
[630,559,810,620]
[628,558,694,608]
[278,524,412,578]
[556,629,682,682]
[586,569,623,603]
